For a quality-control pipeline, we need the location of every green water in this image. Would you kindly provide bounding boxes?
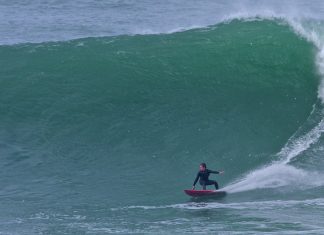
[1,19,323,234]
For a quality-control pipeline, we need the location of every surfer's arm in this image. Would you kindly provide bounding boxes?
[209,169,224,174]
[193,173,199,186]
[208,169,219,174]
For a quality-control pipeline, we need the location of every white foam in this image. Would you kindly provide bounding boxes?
[224,115,324,193]
[223,163,324,193]
[113,198,324,211]
[282,19,324,102]
[278,119,324,164]
[317,49,324,101]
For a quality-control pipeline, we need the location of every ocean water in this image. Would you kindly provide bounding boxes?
[1,0,324,234]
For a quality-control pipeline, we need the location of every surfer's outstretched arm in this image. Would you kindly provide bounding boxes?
[209,170,224,174]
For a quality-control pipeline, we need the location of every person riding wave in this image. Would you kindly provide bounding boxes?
[192,163,224,190]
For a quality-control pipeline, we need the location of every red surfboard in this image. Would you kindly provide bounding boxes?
[184,189,227,197]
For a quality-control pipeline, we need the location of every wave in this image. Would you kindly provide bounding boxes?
[0,18,323,203]
[4,3,324,233]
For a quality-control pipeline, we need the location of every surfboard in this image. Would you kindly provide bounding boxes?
[184,189,227,197]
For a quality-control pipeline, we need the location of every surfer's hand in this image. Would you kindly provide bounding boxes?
[220,171,224,174]
[192,186,195,190]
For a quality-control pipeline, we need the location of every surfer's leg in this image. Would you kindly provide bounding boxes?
[202,183,206,190]
[205,180,219,190]
[214,181,219,190]
[199,181,207,190]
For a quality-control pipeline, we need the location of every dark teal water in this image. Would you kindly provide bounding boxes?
[1,18,324,234]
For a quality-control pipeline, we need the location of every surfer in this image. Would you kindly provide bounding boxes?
[192,163,224,190]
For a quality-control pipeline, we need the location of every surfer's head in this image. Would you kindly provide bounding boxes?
[199,163,206,171]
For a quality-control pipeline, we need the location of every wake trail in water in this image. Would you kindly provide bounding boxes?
[112,198,324,211]
[224,111,324,193]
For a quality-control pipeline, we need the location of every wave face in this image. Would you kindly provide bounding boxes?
[1,19,324,233]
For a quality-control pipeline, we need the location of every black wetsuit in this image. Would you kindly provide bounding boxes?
[193,169,220,190]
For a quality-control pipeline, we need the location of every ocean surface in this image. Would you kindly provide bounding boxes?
[2,0,324,234]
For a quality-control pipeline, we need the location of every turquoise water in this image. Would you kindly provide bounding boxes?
[2,1,324,234]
